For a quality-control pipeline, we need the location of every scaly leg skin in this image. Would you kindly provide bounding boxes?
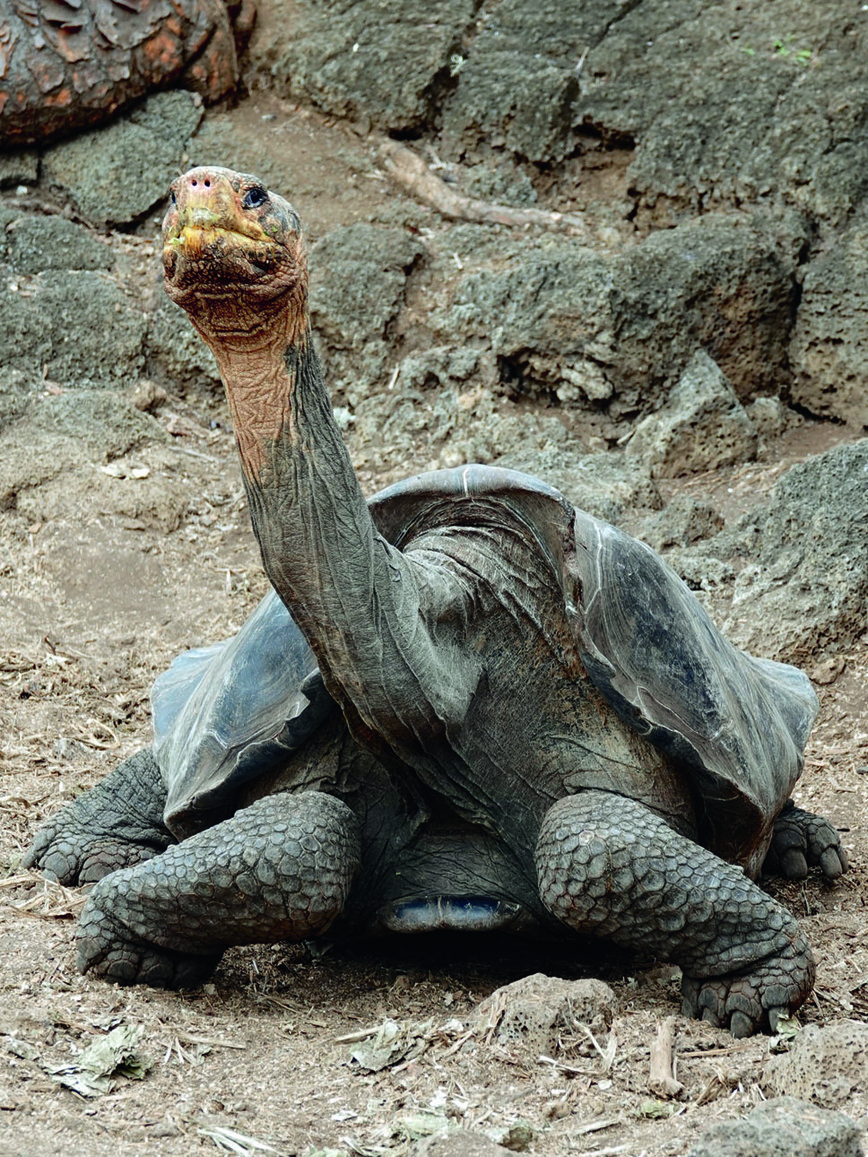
[22,748,174,885]
[536,791,815,1038]
[762,799,848,881]
[76,790,361,988]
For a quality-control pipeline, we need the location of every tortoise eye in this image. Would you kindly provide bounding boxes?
[170,187,177,206]
[242,186,268,209]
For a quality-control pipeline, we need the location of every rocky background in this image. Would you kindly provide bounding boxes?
[1,1,867,1155]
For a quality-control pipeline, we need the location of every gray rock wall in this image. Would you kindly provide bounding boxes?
[627,351,758,478]
[7,0,868,435]
[789,207,868,427]
[580,0,868,224]
[723,439,868,661]
[259,0,868,432]
[271,0,868,226]
[762,1021,868,1108]
[688,1095,863,1157]
[273,0,479,130]
[3,0,867,670]
[433,214,797,421]
[41,91,204,228]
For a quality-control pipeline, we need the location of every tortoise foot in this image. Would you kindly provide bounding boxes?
[77,892,220,988]
[23,749,173,886]
[72,791,360,986]
[681,931,816,1037]
[24,831,163,887]
[763,801,848,881]
[537,791,818,1036]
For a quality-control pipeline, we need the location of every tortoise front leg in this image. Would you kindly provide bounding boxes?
[536,792,815,1038]
[23,748,174,885]
[76,790,361,988]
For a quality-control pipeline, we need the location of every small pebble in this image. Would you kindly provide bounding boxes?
[148,1123,180,1138]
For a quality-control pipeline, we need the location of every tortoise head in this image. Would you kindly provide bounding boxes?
[162,167,307,338]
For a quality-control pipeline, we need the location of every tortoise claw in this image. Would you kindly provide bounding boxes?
[24,830,162,887]
[23,749,173,886]
[680,932,815,1037]
[764,801,848,882]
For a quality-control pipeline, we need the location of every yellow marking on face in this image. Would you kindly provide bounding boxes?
[163,222,283,266]
[179,224,220,257]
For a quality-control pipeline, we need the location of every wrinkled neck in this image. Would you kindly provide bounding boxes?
[193,293,466,770]
[192,300,309,484]
[198,303,373,677]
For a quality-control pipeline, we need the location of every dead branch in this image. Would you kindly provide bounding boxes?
[648,1016,684,1098]
[379,139,590,236]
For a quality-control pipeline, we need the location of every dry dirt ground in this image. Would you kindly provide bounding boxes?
[2,18,868,1157]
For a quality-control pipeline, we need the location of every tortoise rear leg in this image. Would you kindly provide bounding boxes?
[536,791,815,1038]
[763,799,848,881]
[76,790,360,988]
[23,748,174,885]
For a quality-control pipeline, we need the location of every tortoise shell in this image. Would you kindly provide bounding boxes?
[1,0,243,145]
[154,466,817,876]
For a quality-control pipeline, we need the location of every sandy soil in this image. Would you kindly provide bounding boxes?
[2,9,868,1157]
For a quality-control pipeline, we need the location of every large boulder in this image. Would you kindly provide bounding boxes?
[40,91,204,228]
[627,351,757,477]
[609,215,798,407]
[472,973,616,1055]
[0,212,114,275]
[637,495,724,553]
[688,1095,862,1157]
[441,0,612,161]
[0,269,147,390]
[310,224,427,397]
[271,0,477,130]
[762,1022,868,1110]
[789,207,868,429]
[147,298,222,394]
[436,239,612,403]
[579,0,868,224]
[0,392,164,510]
[723,439,868,661]
[436,214,797,420]
[0,210,124,387]
[268,0,868,227]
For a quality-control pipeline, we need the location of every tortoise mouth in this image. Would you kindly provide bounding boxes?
[162,222,285,290]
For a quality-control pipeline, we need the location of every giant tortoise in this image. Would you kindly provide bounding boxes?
[25,166,847,1038]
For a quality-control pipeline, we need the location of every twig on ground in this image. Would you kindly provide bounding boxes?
[334,1025,381,1044]
[570,1117,621,1136]
[576,1021,617,1073]
[539,1053,595,1076]
[648,1016,684,1098]
[175,1032,247,1051]
[379,139,590,236]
